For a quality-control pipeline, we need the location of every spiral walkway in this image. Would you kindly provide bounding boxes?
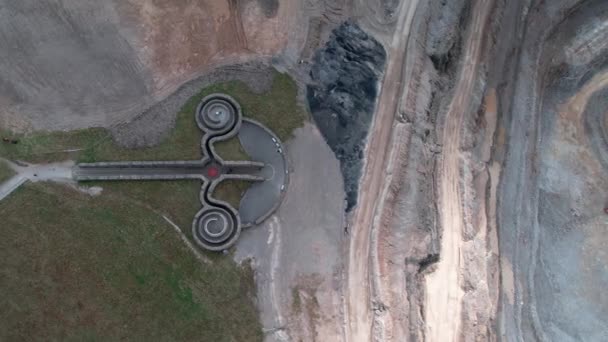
[73,94,288,251]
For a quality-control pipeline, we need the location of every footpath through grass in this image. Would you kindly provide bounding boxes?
[0,160,15,183]
[0,183,261,341]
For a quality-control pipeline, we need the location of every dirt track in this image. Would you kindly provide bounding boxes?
[423,0,493,339]
[494,0,608,339]
[343,1,418,340]
[0,0,303,132]
[235,124,346,342]
[3,0,608,340]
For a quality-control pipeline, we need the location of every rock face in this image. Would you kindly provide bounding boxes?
[425,0,468,57]
[307,21,386,211]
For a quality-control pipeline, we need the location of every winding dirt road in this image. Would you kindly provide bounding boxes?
[423,0,494,340]
[344,1,419,341]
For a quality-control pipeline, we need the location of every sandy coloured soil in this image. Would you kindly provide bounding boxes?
[422,0,493,339]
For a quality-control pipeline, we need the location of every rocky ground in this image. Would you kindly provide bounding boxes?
[1,0,607,341]
[302,0,608,340]
[234,124,346,341]
[496,1,608,340]
[307,21,386,211]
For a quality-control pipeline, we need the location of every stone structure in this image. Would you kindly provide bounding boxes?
[74,94,287,251]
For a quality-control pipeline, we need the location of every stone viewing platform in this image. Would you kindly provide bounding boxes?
[74,94,288,251]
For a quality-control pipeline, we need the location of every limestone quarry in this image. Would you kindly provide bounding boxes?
[0,0,607,341]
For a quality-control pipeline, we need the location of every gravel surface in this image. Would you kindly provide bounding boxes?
[112,61,275,149]
[306,21,386,211]
[234,124,345,341]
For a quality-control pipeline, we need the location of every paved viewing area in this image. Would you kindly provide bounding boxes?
[73,94,288,251]
[0,159,74,201]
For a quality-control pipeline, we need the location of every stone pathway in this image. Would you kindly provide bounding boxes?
[72,93,287,251]
[0,159,74,201]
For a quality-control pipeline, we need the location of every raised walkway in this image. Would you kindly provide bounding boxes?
[72,94,288,251]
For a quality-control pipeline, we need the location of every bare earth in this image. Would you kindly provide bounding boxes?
[3,0,608,340]
[423,0,493,340]
[343,1,419,340]
[0,0,304,132]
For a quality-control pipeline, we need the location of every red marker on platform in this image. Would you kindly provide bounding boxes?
[207,166,220,178]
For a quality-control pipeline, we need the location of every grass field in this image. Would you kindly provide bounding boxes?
[0,183,261,341]
[0,160,15,184]
[0,70,307,340]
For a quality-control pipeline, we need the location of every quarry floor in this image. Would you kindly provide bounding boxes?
[494,1,608,340]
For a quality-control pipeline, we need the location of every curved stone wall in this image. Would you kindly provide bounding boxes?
[192,205,240,251]
[196,94,240,136]
[74,93,288,252]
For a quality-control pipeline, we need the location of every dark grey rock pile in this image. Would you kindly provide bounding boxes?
[307,21,386,211]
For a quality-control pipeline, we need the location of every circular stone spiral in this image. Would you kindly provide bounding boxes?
[195,95,239,135]
[192,207,240,251]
